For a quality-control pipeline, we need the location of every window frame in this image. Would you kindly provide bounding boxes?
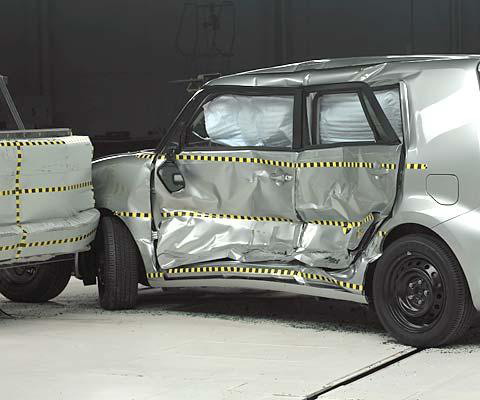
[303,82,401,149]
[162,85,303,153]
[158,82,400,154]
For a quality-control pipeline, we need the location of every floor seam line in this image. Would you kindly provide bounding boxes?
[304,347,423,400]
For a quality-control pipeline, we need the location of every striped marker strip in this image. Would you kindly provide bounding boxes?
[0,139,66,147]
[406,163,428,170]
[0,230,96,253]
[114,211,152,219]
[139,153,427,171]
[0,230,95,253]
[136,153,156,159]
[25,230,96,248]
[146,266,363,292]
[161,210,293,223]
[115,209,375,234]
[0,181,92,196]
[160,210,375,233]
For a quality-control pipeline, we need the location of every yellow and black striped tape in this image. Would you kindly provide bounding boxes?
[310,213,374,228]
[0,243,18,252]
[160,210,293,222]
[15,229,27,258]
[25,229,96,248]
[169,154,394,169]
[135,153,156,160]
[381,163,397,170]
[378,230,388,237]
[146,265,363,292]
[0,139,66,147]
[148,153,427,171]
[118,209,375,234]
[0,181,92,196]
[14,145,22,225]
[114,211,152,219]
[406,163,427,170]
[0,229,95,254]
[160,210,375,233]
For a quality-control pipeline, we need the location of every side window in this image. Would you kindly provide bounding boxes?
[372,88,403,139]
[306,87,402,146]
[185,94,294,148]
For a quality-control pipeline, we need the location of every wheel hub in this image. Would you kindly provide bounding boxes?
[1,266,38,285]
[402,273,433,316]
[388,256,445,332]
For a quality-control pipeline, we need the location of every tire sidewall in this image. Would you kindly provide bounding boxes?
[95,215,139,310]
[0,261,72,303]
[373,234,470,347]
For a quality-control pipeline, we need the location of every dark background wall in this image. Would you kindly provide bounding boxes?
[1,0,480,147]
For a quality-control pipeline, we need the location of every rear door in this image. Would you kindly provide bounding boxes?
[153,86,303,269]
[295,83,403,268]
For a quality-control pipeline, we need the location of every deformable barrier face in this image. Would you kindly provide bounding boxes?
[0,134,99,262]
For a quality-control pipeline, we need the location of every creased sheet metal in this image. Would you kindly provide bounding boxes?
[93,153,154,273]
[295,145,401,267]
[154,145,401,270]
[0,132,98,264]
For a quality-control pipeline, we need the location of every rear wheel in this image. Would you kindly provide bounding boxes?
[373,234,473,347]
[0,261,72,303]
[95,215,138,310]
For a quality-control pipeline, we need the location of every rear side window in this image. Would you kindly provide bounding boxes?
[306,87,402,146]
[185,94,294,148]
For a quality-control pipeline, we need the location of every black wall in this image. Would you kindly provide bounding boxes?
[1,0,479,143]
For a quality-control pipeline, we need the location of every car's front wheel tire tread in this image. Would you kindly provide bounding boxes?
[97,215,138,310]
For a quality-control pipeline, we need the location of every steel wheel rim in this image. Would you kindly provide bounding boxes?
[386,254,446,333]
[0,267,38,286]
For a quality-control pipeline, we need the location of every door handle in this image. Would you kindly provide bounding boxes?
[269,173,293,185]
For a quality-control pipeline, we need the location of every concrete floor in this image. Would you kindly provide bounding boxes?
[1,279,480,400]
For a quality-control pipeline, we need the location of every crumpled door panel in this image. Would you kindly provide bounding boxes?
[294,145,401,267]
[154,150,300,269]
[154,144,401,270]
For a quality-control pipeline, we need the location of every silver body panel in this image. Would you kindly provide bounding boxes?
[295,145,401,267]
[93,55,480,309]
[92,153,154,272]
[155,150,299,268]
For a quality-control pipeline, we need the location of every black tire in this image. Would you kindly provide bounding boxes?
[373,234,473,347]
[0,261,72,303]
[95,215,138,310]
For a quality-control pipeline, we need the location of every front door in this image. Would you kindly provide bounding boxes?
[153,86,303,270]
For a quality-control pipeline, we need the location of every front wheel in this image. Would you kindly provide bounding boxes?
[0,261,72,303]
[373,234,473,347]
[95,215,139,310]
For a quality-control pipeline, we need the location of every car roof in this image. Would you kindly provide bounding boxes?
[206,55,480,87]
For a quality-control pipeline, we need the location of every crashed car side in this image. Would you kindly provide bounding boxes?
[92,55,480,346]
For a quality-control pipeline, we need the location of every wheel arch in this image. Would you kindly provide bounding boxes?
[90,208,149,286]
[364,223,462,303]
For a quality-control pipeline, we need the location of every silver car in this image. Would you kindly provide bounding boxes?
[89,55,480,347]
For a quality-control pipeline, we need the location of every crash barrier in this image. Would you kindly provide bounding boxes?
[0,132,99,262]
